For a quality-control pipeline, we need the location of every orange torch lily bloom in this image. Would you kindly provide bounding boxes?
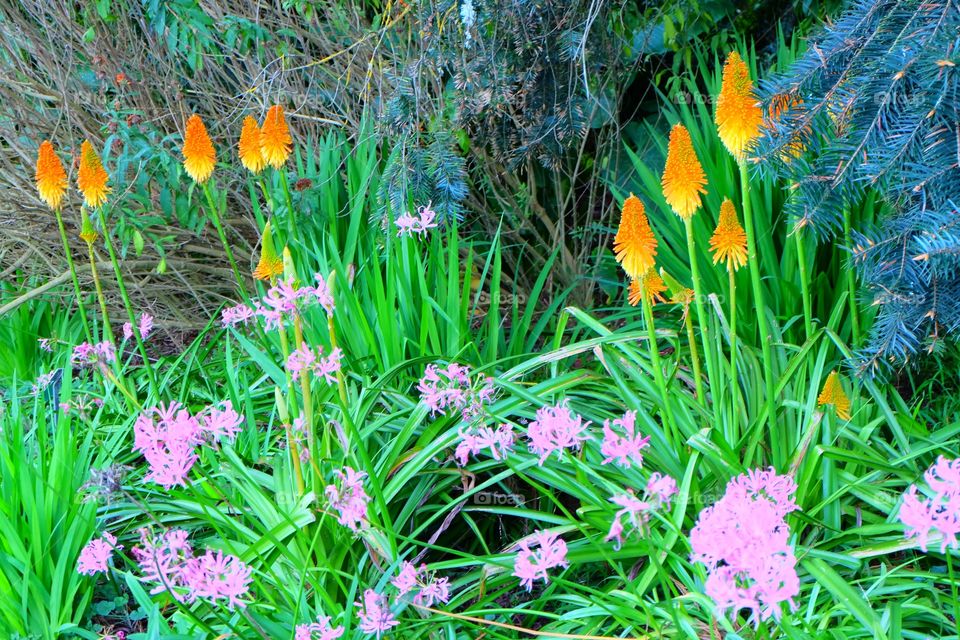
[817,370,852,420]
[709,198,748,271]
[238,116,266,174]
[715,51,763,161]
[77,141,111,208]
[613,194,658,280]
[182,114,216,183]
[661,124,707,220]
[35,140,68,210]
[260,105,292,169]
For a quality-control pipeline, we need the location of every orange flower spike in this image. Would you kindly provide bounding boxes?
[661,124,707,220]
[715,51,763,161]
[238,116,266,174]
[260,105,292,169]
[710,198,748,271]
[613,194,658,279]
[628,269,667,307]
[182,114,216,184]
[817,370,852,420]
[35,140,68,210]
[76,140,111,208]
[253,221,284,281]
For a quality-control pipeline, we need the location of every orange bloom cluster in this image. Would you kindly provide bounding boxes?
[238,116,266,174]
[709,198,748,271]
[253,221,284,281]
[715,51,762,161]
[182,115,216,184]
[628,268,667,307]
[77,141,111,208]
[817,370,852,420]
[260,105,292,169]
[35,140,68,210]
[661,124,707,220]
[613,195,658,279]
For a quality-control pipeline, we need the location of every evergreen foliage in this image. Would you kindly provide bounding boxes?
[753,0,960,372]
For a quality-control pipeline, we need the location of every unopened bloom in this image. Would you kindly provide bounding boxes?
[260,105,292,169]
[661,124,707,220]
[710,198,748,271]
[296,615,345,640]
[77,532,120,575]
[356,589,398,638]
[898,456,960,552]
[325,467,370,531]
[238,115,266,174]
[628,268,667,307]
[455,423,515,465]
[77,141,111,208]
[35,140,68,210]
[601,410,649,468]
[817,370,851,420]
[613,194,657,279]
[182,115,216,183]
[715,51,763,161]
[253,221,284,281]
[690,468,800,625]
[513,530,568,590]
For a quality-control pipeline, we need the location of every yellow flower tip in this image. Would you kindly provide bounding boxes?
[253,221,284,281]
[35,140,68,210]
[182,114,216,184]
[628,268,667,307]
[260,105,292,169]
[709,198,748,271]
[661,124,707,220]
[715,51,763,161]
[817,370,852,420]
[613,194,658,279]
[77,140,111,208]
[238,116,266,174]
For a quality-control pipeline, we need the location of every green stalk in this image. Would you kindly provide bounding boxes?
[201,183,248,300]
[54,208,93,343]
[293,314,322,484]
[822,411,838,535]
[795,226,814,341]
[278,169,297,242]
[947,552,960,637]
[842,207,861,345]
[641,292,676,444]
[728,266,739,444]
[684,217,715,412]
[96,207,159,397]
[277,319,306,495]
[684,306,705,404]
[739,160,779,463]
[85,240,113,343]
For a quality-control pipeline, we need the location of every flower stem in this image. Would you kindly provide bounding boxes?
[293,313,323,482]
[201,182,248,301]
[278,169,297,242]
[794,226,813,341]
[946,551,960,636]
[85,240,113,343]
[684,307,705,404]
[739,161,779,463]
[728,267,739,444]
[684,217,714,412]
[842,207,861,345]
[96,207,159,397]
[641,294,676,444]
[54,208,93,343]
[277,317,306,495]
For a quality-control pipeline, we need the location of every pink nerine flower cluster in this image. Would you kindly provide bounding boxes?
[356,589,399,638]
[325,467,371,531]
[77,532,121,575]
[72,341,116,367]
[418,363,495,423]
[606,473,678,549]
[455,423,515,465]
[295,614,344,640]
[513,529,569,590]
[133,401,243,488]
[132,528,252,609]
[690,468,800,625]
[899,456,960,552]
[601,410,649,468]
[390,561,451,607]
[221,273,335,329]
[396,203,438,237]
[526,403,590,465]
[123,312,154,341]
[286,344,343,383]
